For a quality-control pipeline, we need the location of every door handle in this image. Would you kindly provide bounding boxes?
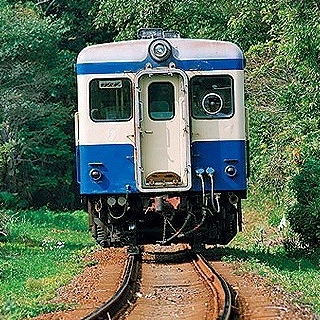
[144,130,153,134]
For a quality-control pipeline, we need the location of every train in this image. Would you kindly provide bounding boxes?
[75,28,249,251]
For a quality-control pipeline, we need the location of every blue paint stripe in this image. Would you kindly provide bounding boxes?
[191,140,247,191]
[76,58,244,75]
[76,141,248,194]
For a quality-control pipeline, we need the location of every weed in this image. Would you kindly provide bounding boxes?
[0,208,95,320]
[222,197,320,314]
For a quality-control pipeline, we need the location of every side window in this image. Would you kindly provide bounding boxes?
[89,79,132,121]
[148,82,174,120]
[191,75,234,119]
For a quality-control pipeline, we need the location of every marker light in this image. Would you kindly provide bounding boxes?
[149,39,172,62]
[225,165,237,177]
[138,28,180,39]
[90,169,102,181]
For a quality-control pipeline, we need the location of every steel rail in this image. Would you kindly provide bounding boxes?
[144,247,233,319]
[81,247,232,320]
[193,253,233,319]
[82,252,140,320]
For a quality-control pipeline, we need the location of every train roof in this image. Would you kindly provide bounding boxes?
[76,38,245,74]
[77,39,243,64]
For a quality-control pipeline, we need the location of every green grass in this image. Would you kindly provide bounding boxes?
[1,197,319,318]
[223,238,320,310]
[0,209,96,320]
[214,194,320,315]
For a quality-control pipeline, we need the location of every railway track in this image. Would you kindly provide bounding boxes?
[82,252,140,320]
[82,245,234,320]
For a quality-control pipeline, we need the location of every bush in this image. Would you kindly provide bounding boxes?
[0,191,27,209]
[287,159,320,248]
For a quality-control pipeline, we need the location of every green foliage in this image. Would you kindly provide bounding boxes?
[0,3,57,62]
[0,209,95,320]
[244,1,320,244]
[287,159,320,248]
[0,1,77,208]
[0,192,27,209]
[0,0,319,226]
[92,0,232,41]
[92,0,180,40]
[91,0,277,46]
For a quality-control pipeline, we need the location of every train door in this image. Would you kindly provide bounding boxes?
[135,71,191,192]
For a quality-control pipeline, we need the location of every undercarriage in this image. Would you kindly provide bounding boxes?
[85,191,242,249]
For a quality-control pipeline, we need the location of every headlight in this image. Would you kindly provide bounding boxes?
[225,165,237,177]
[90,169,102,181]
[202,93,223,115]
[149,39,172,62]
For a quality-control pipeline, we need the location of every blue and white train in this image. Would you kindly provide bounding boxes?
[75,29,249,249]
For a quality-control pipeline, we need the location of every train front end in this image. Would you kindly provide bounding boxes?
[75,29,248,249]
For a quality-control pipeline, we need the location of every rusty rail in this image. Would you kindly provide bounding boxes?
[82,252,140,320]
[81,247,233,320]
[193,253,233,319]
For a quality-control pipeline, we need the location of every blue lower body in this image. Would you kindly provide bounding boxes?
[77,144,137,194]
[191,140,247,192]
[77,140,247,195]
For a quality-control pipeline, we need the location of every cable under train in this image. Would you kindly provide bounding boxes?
[75,28,249,250]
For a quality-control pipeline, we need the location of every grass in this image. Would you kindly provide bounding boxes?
[0,208,96,320]
[216,192,320,315]
[1,194,319,318]
[223,239,320,311]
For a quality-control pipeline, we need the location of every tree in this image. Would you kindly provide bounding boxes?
[91,0,231,41]
[0,1,77,208]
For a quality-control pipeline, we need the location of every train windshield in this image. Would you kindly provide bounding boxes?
[89,78,132,121]
[190,75,234,119]
[148,82,174,120]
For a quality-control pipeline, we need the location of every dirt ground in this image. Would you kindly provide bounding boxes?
[211,260,316,319]
[32,246,317,320]
[32,248,127,320]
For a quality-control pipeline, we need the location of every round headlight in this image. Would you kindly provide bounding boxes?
[225,165,237,177]
[149,39,172,62]
[202,93,223,115]
[90,169,102,181]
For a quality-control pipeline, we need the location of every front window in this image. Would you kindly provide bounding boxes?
[148,82,174,120]
[191,75,234,119]
[89,78,132,121]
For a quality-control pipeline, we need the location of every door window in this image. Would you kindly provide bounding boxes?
[148,82,174,120]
